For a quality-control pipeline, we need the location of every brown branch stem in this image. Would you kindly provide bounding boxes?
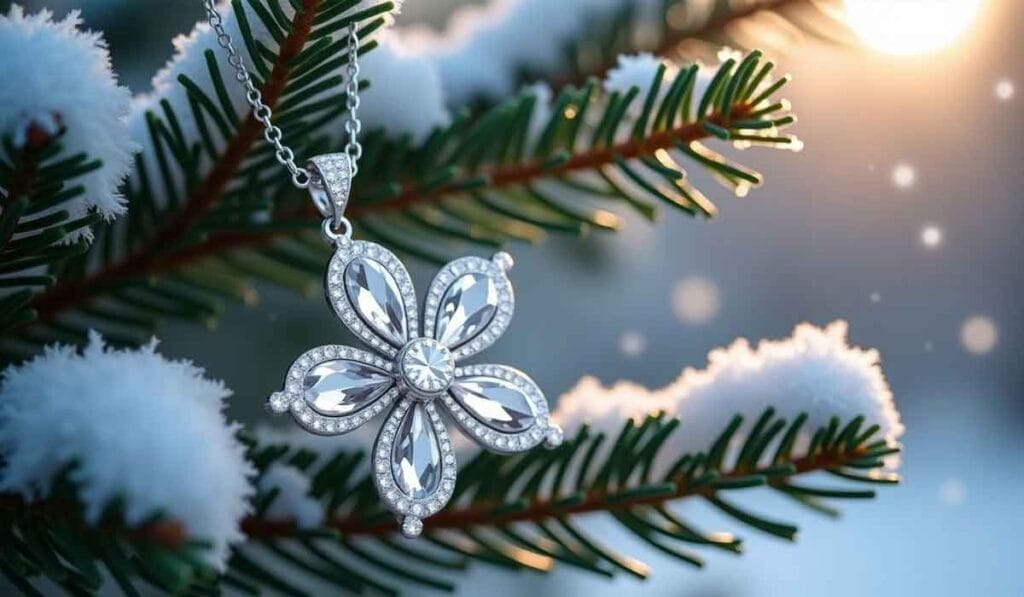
[242,445,874,541]
[555,0,812,88]
[26,0,321,322]
[25,102,751,324]
[14,0,809,331]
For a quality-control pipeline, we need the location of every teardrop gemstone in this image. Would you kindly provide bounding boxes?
[391,404,442,499]
[344,257,408,346]
[303,360,392,416]
[451,376,537,433]
[434,273,498,348]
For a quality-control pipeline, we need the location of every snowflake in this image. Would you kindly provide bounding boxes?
[268,242,561,536]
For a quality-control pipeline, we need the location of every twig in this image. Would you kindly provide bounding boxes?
[28,104,753,321]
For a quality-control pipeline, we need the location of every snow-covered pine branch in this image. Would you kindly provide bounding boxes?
[0,5,135,237]
[554,321,904,475]
[130,0,442,190]
[0,333,253,568]
[230,322,901,592]
[391,0,817,105]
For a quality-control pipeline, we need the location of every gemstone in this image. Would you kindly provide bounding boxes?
[391,404,442,499]
[434,273,498,348]
[344,257,408,346]
[401,516,423,538]
[303,360,393,416]
[450,375,537,433]
[400,339,455,396]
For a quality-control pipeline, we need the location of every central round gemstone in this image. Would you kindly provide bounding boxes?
[398,338,455,397]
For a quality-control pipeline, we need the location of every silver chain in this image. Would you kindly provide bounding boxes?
[201,0,362,188]
[343,23,362,176]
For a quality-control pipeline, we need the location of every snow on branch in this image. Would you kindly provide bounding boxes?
[0,6,135,232]
[258,463,324,529]
[0,333,254,568]
[395,0,667,104]
[554,321,904,473]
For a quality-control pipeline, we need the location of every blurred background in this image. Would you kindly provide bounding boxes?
[7,0,1022,594]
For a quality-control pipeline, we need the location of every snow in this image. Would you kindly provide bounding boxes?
[0,333,254,569]
[258,463,324,529]
[396,0,661,104]
[603,53,678,97]
[360,32,451,142]
[0,6,136,237]
[554,321,904,474]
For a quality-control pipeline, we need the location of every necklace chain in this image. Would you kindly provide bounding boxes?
[201,0,362,188]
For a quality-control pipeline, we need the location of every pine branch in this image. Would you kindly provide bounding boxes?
[2,48,797,356]
[546,0,849,90]
[0,131,101,341]
[0,0,397,357]
[0,409,899,594]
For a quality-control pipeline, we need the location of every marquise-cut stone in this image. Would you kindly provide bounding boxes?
[344,257,408,346]
[303,360,392,416]
[451,376,537,433]
[391,404,442,499]
[434,273,498,348]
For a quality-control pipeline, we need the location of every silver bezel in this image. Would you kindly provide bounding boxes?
[423,255,514,361]
[326,239,420,357]
[372,399,457,532]
[269,237,560,533]
[443,364,552,454]
[268,344,397,435]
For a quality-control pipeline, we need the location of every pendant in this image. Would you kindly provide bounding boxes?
[267,154,563,537]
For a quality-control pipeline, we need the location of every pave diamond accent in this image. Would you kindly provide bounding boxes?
[327,240,419,358]
[273,236,554,533]
[443,364,552,454]
[423,255,514,361]
[399,339,454,396]
[308,153,352,215]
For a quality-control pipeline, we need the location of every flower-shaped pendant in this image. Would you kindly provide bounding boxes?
[268,238,563,537]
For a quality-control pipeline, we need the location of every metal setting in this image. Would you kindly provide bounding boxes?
[308,153,353,228]
[269,245,562,536]
[207,0,561,538]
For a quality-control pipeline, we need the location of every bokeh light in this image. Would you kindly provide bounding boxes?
[960,315,998,355]
[891,162,916,189]
[843,0,983,56]
[939,478,966,506]
[994,78,1015,101]
[920,225,943,249]
[618,330,647,358]
[671,276,720,325]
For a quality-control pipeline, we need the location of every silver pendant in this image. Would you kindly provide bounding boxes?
[268,154,563,537]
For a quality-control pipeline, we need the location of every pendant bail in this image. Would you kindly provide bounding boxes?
[307,153,353,229]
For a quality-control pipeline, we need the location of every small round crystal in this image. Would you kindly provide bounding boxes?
[398,338,455,397]
[401,516,423,538]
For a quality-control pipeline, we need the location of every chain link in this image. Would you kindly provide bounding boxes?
[343,23,363,176]
[201,0,362,189]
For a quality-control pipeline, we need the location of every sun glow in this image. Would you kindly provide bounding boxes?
[843,0,983,56]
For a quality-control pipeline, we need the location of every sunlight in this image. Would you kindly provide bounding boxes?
[843,0,983,56]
